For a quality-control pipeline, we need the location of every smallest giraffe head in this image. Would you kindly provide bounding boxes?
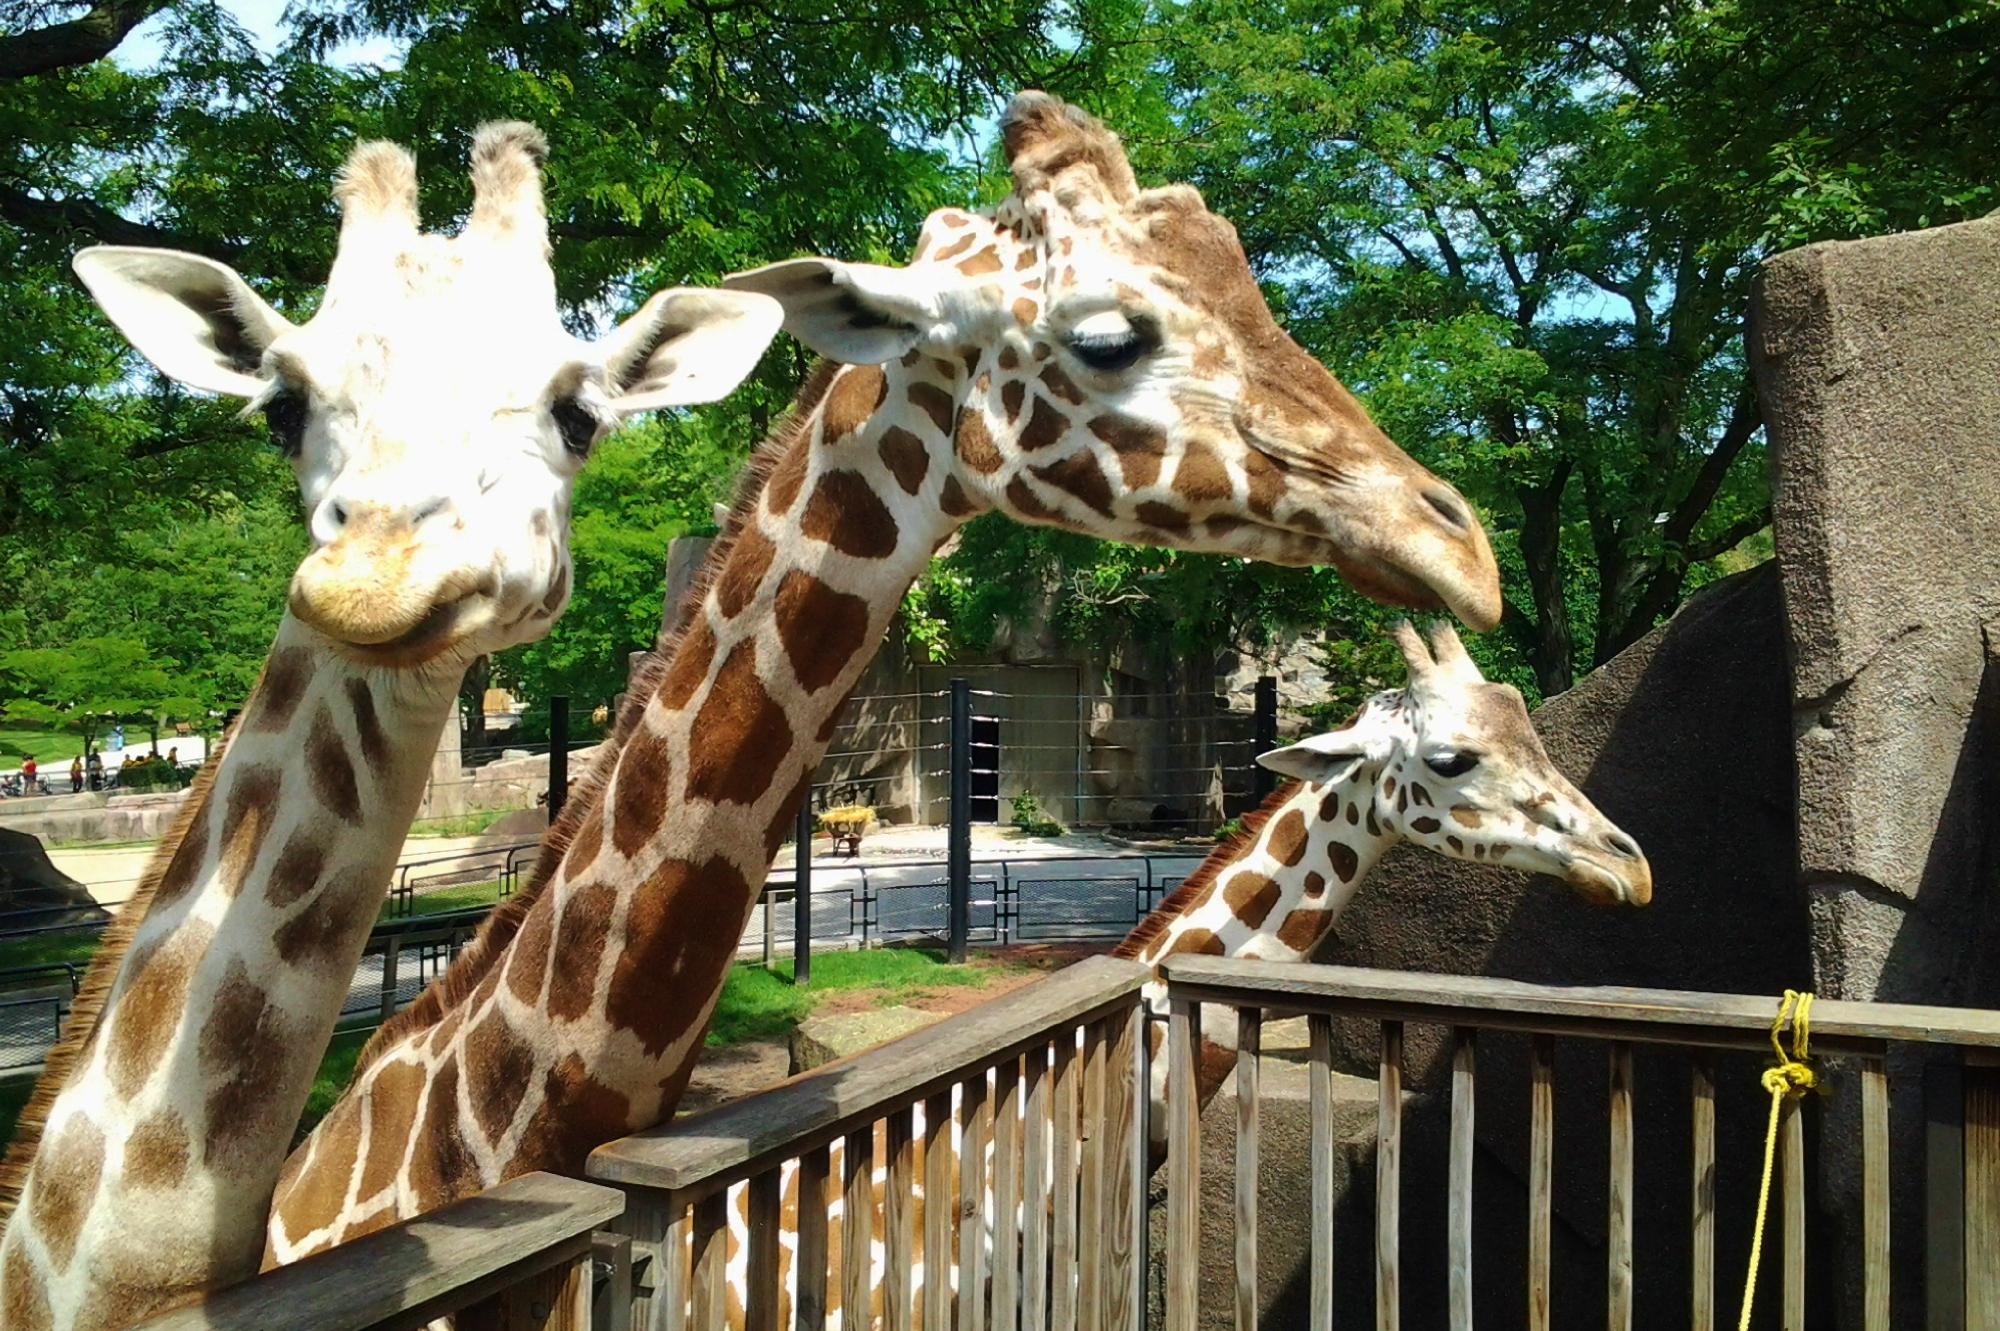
[1259,621,1653,907]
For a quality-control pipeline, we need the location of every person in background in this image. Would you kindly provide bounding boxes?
[86,748,102,791]
[69,756,82,793]
[19,755,35,790]
[166,745,179,769]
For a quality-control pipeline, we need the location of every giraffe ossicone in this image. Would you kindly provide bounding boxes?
[266,89,1508,1265]
[0,122,781,1331]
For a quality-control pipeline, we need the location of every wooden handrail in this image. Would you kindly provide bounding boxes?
[1163,956,2000,1055]
[587,954,1150,1195]
[134,1173,624,1331]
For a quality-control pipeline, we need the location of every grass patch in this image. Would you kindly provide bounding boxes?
[0,718,81,766]
[0,928,102,974]
[408,809,514,839]
[705,947,1024,1049]
[393,879,506,920]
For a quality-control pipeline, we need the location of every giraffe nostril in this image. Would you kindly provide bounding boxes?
[1423,487,1469,533]
[1603,830,1641,859]
[330,501,349,529]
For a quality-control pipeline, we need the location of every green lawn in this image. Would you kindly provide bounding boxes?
[705,947,1026,1048]
[407,809,515,839]
[0,927,102,974]
[0,718,82,767]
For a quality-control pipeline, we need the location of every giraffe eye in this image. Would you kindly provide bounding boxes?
[1063,311,1157,373]
[262,389,308,459]
[551,396,605,460]
[1424,751,1479,778]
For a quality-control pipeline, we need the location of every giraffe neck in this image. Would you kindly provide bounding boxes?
[265,356,977,1258]
[0,616,457,1329]
[1120,764,1395,1141]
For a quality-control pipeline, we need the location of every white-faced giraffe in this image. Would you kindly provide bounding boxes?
[264,90,1505,1264]
[686,619,1651,1329]
[0,125,780,1331]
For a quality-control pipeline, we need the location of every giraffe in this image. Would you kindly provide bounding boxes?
[0,124,781,1331]
[264,89,1507,1264]
[691,618,1651,1329]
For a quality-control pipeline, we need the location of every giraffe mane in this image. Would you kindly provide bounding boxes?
[353,360,845,1075]
[1112,782,1301,961]
[0,721,237,1222]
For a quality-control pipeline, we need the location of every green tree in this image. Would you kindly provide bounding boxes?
[0,635,192,753]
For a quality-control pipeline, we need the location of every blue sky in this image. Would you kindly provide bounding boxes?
[117,0,401,70]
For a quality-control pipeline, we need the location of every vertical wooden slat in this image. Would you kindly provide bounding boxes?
[1965,1064,2000,1331]
[1607,1043,1634,1331]
[1052,1033,1082,1331]
[1782,1095,1804,1330]
[1309,1014,1335,1331]
[745,1171,782,1331]
[994,1057,1024,1331]
[1236,1007,1262,1331]
[1103,1008,1144,1331]
[842,1128,875,1331]
[1862,1057,1890,1331]
[797,1147,832,1331]
[621,1190,686,1331]
[1448,1027,1475,1331]
[887,1106,917,1331]
[1079,1019,1110,1331]
[689,1192,730,1331]
[959,1073,992,1331]
[1023,1044,1053,1331]
[469,1248,594,1330]
[1166,1001,1203,1331]
[592,1231,633,1331]
[1690,1054,1715,1331]
[1926,1059,1965,1331]
[1377,1020,1403,1331]
[1528,1035,1554,1331]
[923,1091,956,1331]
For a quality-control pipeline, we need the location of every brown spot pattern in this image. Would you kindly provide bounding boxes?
[1243,447,1284,516]
[1135,500,1189,531]
[765,439,811,513]
[28,1116,103,1270]
[306,707,361,825]
[358,1060,425,1200]
[247,646,313,733]
[821,366,885,442]
[611,723,674,859]
[547,879,617,1021]
[1277,912,1325,953]
[1000,379,1025,424]
[1450,806,1484,828]
[1330,841,1360,882]
[345,679,390,774]
[219,764,282,890]
[1266,809,1309,866]
[511,1055,632,1177]
[1017,395,1068,452]
[125,1109,190,1190]
[1173,443,1232,504]
[957,246,1003,276]
[878,426,930,495]
[1039,365,1083,405]
[605,855,752,1057]
[409,1055,478,1210]
[107,924,210,1098]
[713,525,776,618]
[955,408,1002,474]
[1171,928,1225,957]
[801,470,899,559]
[1005,477,1055,520]
[152,809,210,907]
[465,1010,537,1141]
[274,866,376,970]
[1030,452,1115,517]
[907,382,954,435]
[201,961,295,1172]
[266,828,326,909]
[1303,871,1326,898]
[774,571,873,693]
[685,642,795,805]
[1092,415,1168,489]
[1012,298,1039,326]
[659,616,716,709]
[931,233,975,263]
[1222,872,1281,929]
[1411,815,1441,835]
[506,893,556,1004]
[3,1247,51,1331]
[999,346,1021,371]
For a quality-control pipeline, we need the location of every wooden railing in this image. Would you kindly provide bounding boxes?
[586,955,1152,1331]
[1161,955,2000,1331]
[134,1173,624,1331]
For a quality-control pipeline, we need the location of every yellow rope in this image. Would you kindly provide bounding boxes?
[1737,989,1817,1331]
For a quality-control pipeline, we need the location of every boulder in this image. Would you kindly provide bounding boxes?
[0,827,109,927]
[788,1005,941,1075]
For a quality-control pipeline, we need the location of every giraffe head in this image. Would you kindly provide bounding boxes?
[72,123,781,667]
[725,91,1501,629]
[1259,621,1652,906]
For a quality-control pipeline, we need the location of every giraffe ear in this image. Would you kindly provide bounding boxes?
[1256,732,1371,785]
[599,288,784,415]
[723,258,940,365]
[73,246,294,398]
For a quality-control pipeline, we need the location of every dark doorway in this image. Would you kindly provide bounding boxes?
[970,715,1000,822]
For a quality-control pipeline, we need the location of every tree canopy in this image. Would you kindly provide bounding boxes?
[5,0,1998,722]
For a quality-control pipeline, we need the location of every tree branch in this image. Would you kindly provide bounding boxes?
[1685,506,1772,565]
[0,0,169,81]
[0,182,231,254]
[1661,383,1763,549]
